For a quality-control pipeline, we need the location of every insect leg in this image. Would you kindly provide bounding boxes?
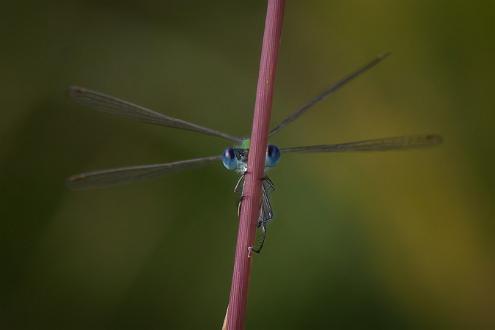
[236,172,247,216]
[234,173,246,193]
[263,176,275,190]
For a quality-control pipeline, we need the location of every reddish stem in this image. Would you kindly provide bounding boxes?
[226,1,285,329]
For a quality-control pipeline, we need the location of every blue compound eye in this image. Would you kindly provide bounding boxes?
[265,145,280,167]
[222,147,237,170]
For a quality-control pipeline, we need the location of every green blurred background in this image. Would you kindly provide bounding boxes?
[1,1,494,329]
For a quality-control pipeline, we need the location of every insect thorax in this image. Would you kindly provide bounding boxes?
[233,148,249,173]
[232,148,276,174]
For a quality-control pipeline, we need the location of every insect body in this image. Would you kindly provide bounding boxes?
[67,53,442,253]
[221,142,280,252]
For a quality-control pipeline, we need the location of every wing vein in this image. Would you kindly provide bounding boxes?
[69,86,243,143]
[280,134,442,153]
[67,155,221,190]
[269,52,391,136]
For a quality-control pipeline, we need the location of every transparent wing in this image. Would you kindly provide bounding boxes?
[259,178,275,226]
[67,155,221,190]
[280,134,442,154]
[269,52,391,136]
[69,86,243,144]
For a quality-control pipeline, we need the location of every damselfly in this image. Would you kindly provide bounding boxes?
[67,53,442,252]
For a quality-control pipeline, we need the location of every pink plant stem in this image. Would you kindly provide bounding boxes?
[226,1,285,329]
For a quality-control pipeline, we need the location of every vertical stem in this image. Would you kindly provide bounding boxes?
[226,1,285,329]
